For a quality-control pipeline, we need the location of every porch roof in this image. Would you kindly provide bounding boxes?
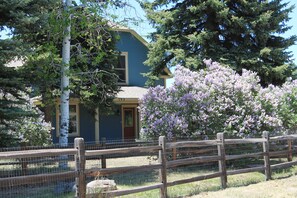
[116,86,148,99]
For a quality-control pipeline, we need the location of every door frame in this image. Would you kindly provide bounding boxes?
[121,104,138,140]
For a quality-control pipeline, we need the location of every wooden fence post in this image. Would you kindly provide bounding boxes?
[172,137,177,160]
[287,139,293,162]
[217,133,227,189]
[159,136,168,198]
[20,142,28,176]
[101,137,107,169]
[75,138,86,198]
[262,131,271,180]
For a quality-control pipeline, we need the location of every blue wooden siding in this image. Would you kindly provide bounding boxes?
[79,105,95,142]
[116,32,164,87]
[99,105,122,140]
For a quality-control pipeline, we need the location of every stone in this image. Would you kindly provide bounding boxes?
[86,179,117,197]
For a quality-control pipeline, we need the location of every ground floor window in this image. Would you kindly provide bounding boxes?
[56,100,80,137]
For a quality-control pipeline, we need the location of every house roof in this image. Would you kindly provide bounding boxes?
[33,86,148,105]
[5,59,24,67]
[116,86,148,99]
[108,22,148,47]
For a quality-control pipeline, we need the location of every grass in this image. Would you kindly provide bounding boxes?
[190,174,297,198]
[1,156,297,198]
[104,156,297,198]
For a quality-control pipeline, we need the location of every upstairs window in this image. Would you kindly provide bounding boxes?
[115,52,128,84]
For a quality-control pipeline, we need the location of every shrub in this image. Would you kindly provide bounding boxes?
[0,93,52,147]
[140,60,296,140]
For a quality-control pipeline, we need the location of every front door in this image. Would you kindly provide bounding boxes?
[123,107,136,140]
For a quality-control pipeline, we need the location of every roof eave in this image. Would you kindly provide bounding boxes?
[113,98,139,104]
[114,28,148,47]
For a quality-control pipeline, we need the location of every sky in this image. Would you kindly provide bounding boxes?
[278,1,297,65]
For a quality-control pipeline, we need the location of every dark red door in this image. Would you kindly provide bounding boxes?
[123,108,135,140]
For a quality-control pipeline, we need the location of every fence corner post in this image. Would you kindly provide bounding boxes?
[262,131,271,180]
[159,136,168,198]
[287,139,293,162]
[75,138,86,198]
[217,132,227,189]
[172,137,177,160]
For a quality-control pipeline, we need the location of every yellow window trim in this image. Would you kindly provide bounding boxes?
[56,99,80,137]
[116,52,129,85]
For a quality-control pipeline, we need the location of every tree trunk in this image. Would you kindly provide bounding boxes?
[59,0,71,168]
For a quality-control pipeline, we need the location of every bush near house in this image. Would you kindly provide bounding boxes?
[0,93,52,147]
[139,60,297,140]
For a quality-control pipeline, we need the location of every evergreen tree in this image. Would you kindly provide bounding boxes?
[0,0,57,142]
[143,0,297,86]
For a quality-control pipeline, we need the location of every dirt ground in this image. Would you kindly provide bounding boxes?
[189,175,297,198]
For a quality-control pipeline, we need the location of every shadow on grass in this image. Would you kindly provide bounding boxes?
[107,169,159,186]
[0,181,75,198]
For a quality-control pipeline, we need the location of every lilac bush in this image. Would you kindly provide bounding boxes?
[259,80,297,134]
[139,60,297,140]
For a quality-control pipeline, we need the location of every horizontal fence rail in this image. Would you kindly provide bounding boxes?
[1,132,297,198]
[224,138,266,144]
[85,145,161,156]
[166,140,218,149]
[103,183,164,197]
[270,134,297,141]
[85,164,162,177]
[0,148,77,159]
[0,171,76,188]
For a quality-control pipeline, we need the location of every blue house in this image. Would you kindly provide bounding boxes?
[51,27,171,143]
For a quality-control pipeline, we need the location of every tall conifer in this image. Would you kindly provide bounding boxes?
[143,0,296,86]
[0,0,57,136]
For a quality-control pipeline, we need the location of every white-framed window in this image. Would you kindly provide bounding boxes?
[115,52,128,84]
[56,101,80,137]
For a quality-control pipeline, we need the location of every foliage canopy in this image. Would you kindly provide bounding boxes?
[142,0,297,86]
[21,1,123,114]
[0,0,133,146]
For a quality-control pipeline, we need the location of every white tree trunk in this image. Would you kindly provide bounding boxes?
[60,0,71,148]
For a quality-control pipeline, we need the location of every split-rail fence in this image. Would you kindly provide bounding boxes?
[0,132,297,198]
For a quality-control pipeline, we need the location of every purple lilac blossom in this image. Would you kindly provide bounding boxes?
[139,59,297,140]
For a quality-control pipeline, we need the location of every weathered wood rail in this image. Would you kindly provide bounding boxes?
[1,132,297,198]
